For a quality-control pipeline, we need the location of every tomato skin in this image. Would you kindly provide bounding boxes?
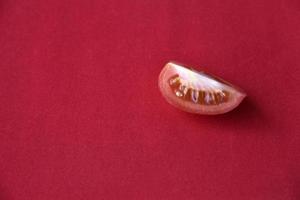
[159,62,246,115]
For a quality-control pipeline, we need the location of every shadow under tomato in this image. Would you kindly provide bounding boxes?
[185,97,272,134]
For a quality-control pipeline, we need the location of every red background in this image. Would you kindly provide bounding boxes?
[0,0,299,199]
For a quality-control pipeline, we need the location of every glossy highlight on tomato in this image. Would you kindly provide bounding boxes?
[158,62,246,115]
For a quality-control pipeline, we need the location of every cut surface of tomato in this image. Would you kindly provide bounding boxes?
[158,62,246,115]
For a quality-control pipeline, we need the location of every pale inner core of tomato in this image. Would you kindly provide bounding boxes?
[168,74,230,105]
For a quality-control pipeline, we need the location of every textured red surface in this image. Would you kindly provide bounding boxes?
[0,0,299,199]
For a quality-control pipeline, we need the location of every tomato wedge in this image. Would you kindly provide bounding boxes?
[158,62,246,115]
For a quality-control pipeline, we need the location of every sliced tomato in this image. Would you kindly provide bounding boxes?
[158,62,246,115]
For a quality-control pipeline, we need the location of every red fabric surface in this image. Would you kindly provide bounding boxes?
[0,0,299,199]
